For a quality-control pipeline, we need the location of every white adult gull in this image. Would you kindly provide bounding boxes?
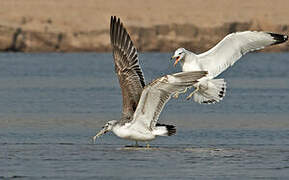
[172,31,288,104]
[92,16,207,146]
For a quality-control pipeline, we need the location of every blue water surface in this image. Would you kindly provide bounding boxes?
[1,52,289,179]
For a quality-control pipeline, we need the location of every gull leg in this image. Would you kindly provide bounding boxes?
[92,135,97,144]
[173,87,188,99]
[186,86,199,100]
[146,142,150,148]
[135,141,139,147]
[92,136,96,144]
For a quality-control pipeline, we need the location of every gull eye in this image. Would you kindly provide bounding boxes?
[178,52,182,55]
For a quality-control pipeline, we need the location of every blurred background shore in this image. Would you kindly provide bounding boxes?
[0,0,288,52]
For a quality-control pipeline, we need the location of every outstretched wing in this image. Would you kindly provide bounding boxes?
[197,31,288,78]
[110,16,145,121]
[132,71,207,129]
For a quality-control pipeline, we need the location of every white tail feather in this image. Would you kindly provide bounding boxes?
[193,79,226,104]
[152,126,168,136]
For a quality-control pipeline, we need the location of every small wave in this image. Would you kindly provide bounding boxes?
[0,175,28,179]
[0,142,76,145]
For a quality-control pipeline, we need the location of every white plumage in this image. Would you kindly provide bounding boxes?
[172,31,288,104]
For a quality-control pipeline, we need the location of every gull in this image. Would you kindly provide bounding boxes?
[172,31,288,104]
[92,16,207,147]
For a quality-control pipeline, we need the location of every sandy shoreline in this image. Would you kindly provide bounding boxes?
[0,0,288,52]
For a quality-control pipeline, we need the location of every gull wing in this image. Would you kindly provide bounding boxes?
[132,71,207,129]
[197,31,288,78]
[110,16,145,121]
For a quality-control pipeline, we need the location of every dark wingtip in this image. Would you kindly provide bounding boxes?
[202,99,217,104]
[110,16,116,44]
[268,32,288,45]
[110,16,124,48]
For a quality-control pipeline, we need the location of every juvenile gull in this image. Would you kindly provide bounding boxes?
[93,16,207,146]
[172,31,288,104]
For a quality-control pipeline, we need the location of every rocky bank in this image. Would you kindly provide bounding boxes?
[1,21,288,53]
[1,0,289,52]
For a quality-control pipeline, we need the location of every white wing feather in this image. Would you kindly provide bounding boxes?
[131,71,207,130]
[197,31,279,78]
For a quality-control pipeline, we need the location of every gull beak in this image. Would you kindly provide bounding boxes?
[173,56,181,67]
[92,128,107,143]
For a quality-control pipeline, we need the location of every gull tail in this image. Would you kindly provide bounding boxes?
[193,79,226,104]
[153,123,176,136]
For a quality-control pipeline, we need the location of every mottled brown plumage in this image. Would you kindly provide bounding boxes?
[110,16,145,124]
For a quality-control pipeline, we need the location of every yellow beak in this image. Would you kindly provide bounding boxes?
[173,56,180,67]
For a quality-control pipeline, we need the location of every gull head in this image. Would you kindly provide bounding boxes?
[172,48,186,67]
[92,120,117,143]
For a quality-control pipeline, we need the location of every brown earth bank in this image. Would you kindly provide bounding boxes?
[0,0,289,53]
[1,21,288,53]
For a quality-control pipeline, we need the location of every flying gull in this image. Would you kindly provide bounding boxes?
[172,31,288,104]
[92,16,207,147]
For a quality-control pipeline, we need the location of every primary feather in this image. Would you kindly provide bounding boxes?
[110,16,146,123]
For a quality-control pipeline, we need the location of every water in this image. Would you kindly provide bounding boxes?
[1,52,289,179]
